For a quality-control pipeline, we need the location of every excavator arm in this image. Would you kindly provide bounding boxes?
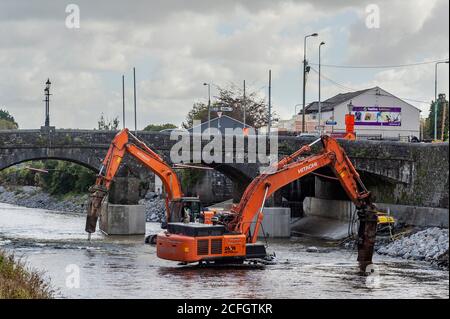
[229,135,377,272]
[85,128,183,234]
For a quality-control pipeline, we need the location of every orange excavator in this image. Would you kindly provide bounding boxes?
[155,135,378,272]
[86,129,379,273]
[85,128,205,237]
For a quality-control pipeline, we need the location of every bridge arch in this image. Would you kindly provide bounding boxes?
[0,147,103,173]
[0,157,99,173]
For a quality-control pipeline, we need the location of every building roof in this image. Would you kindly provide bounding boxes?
[188,114,253,134]
[303,88,372,114]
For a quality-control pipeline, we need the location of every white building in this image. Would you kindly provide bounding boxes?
[302,87,421,139]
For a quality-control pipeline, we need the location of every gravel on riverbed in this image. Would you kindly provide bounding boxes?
[376,227,449,268]
[138,191,166,222]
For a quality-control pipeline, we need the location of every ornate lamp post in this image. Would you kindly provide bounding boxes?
[44,79,51,127]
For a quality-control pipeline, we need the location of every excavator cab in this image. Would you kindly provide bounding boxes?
[168,197,203,223]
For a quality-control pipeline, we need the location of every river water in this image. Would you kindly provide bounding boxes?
[0,203,448,299]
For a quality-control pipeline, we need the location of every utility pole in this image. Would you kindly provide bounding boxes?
[318,41,325,134]
[302,32,318,133]
[122,75,125,129]
[133,67,137,134]
[243,80,246,127]
[440,94,447,141]
[203,83,211,132]
[268,69,272,134]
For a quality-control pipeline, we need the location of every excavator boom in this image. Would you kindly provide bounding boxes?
[85,129,183,234]
[231,136,372,238]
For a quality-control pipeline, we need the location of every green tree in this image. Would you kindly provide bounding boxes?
[0,162,48,186]
[97,113,119,130]
[38,161,96,195]
[0,109,18,129]
[180,168,205,196]
[182,84,278,129]
[424,96,449,140]
[143,123,177,132]
[0,160,96,195]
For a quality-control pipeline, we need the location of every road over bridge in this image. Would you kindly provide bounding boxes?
[0,129,448,210]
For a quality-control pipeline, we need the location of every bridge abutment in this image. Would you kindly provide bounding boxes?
[99,201,146,235]
[98,176,146,235]
[108,177,141,204]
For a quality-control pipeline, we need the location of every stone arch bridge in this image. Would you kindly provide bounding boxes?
[0,129,448,209]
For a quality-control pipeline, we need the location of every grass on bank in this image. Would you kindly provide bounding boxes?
[0,250,53,299]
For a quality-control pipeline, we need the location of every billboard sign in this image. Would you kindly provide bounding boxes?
[352,106,401,126]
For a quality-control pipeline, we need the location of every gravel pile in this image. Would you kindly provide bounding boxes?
[0,185,88,214]
[139,191,166,222]
[376,227,449,267]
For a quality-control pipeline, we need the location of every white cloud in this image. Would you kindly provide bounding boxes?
[0,0,448,128]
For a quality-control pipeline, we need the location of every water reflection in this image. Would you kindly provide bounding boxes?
[0,203,448,299]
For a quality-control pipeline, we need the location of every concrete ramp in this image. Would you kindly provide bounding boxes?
[291,216,352,240]
[291,197,355,240]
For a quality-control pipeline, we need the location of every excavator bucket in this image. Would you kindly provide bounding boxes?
[85,185,108,233]
[356,209,378,274]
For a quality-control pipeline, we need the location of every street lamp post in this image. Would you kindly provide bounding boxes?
[302,32,318,133]
[434,61,449,140]
[294,103,302,116]
[203,82,211,132]
[243,80,246,127]
[44,79,51,127]
[294,103,302,133]
[318,41,325,134]
[133,67,137,134]
[122,75,125,129]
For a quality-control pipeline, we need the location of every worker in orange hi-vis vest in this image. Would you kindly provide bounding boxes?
[345,113,356,140]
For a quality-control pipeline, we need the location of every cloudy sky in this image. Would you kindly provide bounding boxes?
[0,0,448,129]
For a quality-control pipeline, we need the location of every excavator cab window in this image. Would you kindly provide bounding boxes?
[168,199,202,223]
[188,201,201,221]
[169,201,183,223]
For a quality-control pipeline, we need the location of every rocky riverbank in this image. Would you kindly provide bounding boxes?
[376,227,449,269]
[0,185,167,222]
[0,185,87,213]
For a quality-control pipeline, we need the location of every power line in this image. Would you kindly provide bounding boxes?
[310,66,356,91]
[309,66,432,106]
[309,58,449,69]
[400,98,431,105]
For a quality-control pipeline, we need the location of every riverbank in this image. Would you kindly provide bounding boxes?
[0,185,166,222]
[0,185,87,214]
[0,250,53,299]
